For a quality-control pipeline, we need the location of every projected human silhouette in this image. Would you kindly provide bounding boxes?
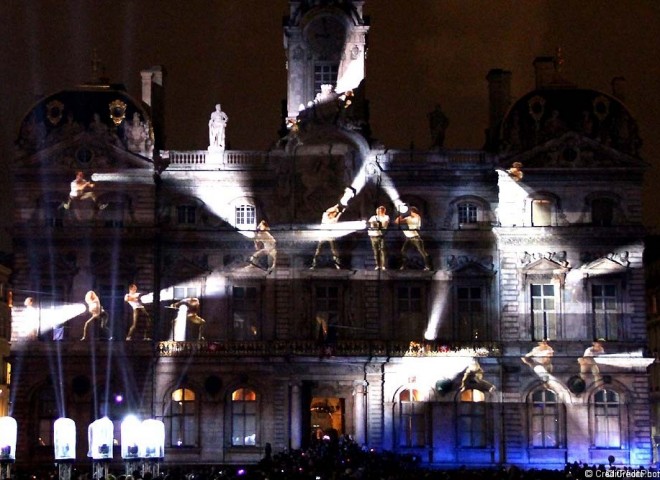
[170,297,206,341]
[460,359,495,393]
[124,283,152,341]
[80,290,110,341]
[311,204,344,269]
[521,340,554,375]
[395,206,431,271]
[61,171,107,211]
[367,206,389,270]
[578,340,605,383]
[250,220,277,272]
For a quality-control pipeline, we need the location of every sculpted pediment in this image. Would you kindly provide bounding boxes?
[580,257,629,275]
[16,132,154,171]
[161,254,212,284]
[521,255,569,274]
[501,132,646,170]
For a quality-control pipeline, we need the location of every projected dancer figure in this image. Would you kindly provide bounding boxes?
[521,340,554,375]
[395,206,431,271]
[311,204,345,269]
[367,206,390,270]
[80,290,110,341]
[124,283,152,341]
[460,359,495,393]
[249,220,277,272]
[170,297,206,341]
[61,171,107,210]
[578,340,605,383]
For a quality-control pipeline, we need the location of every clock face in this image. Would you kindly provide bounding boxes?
[305,16,346,57]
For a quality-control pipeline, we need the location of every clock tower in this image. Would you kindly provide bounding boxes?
[283,0,370,135]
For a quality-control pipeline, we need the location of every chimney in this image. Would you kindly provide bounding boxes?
[486,69,512,134]
[611,76,626,102]
[140,66,166,149]
[533,56,555,89]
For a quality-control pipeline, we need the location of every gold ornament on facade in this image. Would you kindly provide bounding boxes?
[46,100,65,126]
[109,99,127,126]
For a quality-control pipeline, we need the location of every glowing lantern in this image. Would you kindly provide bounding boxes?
[54,418,76,461]
[0,416,17,461]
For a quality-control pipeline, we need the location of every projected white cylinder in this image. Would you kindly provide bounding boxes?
[120,415,141,460]
[88,417,114,460]
[0,416,17,461]
[140,419,165,459]
[54,417,76,461]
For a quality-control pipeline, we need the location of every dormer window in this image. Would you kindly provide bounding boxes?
[458,202,478,225]
[591,198,614,226]
[531,199,552,226]
[235,204,256,230]
[177,205,197,225]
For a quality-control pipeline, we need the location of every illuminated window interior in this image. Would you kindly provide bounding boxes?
[310,396,343,442]
[232,388,257,446]
[169,387,197,447]
[398,388,425,447]
[458,389,487,447]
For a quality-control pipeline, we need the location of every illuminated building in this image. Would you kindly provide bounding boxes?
[6,0,654,470]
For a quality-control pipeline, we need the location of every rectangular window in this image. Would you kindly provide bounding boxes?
[400,403,425,447]
[173,286,200,299]
[314,63,339,94]
[457,286,485,341]
[531,284,557,340]
[592,284,619,340]
[235,205,256,228]
[592,198,614,226]
[531,199,552,226]
[45,202,64,228]
[233,286,259,340]
[177,205,196,225]
[398,286,421,313]
[458,402,487,448]
[458,203,478,224]
[594,390,621,448]
[103,202,124,228]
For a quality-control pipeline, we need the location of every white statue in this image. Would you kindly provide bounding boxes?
[208,103,228,150]
[127,112,148,153]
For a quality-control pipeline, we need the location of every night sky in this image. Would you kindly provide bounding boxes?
[1,1,659,251]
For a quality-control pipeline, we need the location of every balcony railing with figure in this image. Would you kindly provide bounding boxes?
[155,339,501,358]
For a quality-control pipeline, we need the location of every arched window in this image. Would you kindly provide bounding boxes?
[458,389,488,448]
[231,388,257,446]
[397,388,425,447]
[592,389,622,448]
[168,387,198,447]
[530,388,564,448]
[36,386,58,447]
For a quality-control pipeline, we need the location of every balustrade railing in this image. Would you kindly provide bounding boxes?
[155,339,501,357]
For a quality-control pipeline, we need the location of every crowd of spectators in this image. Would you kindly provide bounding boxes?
[11,436,660,480]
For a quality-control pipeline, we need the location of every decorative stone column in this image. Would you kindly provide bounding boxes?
[353,381,367,445]
[290,383,302,450]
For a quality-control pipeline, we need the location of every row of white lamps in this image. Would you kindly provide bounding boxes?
[0,415,165,479]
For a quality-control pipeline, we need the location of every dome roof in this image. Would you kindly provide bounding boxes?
[499,87,641,157]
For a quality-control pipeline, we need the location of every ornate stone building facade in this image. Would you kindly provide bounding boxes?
[6,0,654,470]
